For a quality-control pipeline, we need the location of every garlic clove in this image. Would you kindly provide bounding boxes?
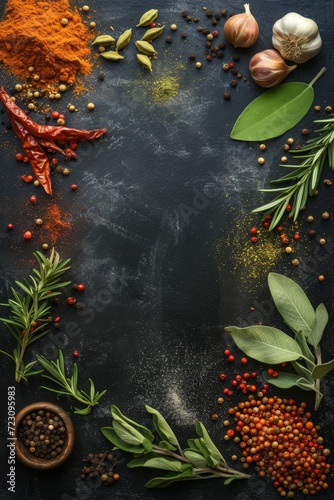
[272,12,322,63]
[223,3,259,49]
[249,49,297,88]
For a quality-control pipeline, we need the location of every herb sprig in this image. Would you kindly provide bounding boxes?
[225,272,333,410]
[101,405,250,488]
[36,350,106,415]
[0,249,71,382]
[252,114,334,230]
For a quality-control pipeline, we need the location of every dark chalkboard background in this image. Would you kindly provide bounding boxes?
[0,1,333,499]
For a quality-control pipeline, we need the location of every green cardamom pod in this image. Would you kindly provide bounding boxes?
[136,54,153,72]
[135,40,158,56]
[92,35,115,46]
[141,26,165,42]
[136,9,158,27]
[100,51,124,61]
[116,28,132,51]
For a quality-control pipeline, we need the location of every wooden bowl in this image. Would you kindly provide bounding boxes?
[15,402,75,470]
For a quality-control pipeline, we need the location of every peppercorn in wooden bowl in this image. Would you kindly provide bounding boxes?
[15,402,75,470]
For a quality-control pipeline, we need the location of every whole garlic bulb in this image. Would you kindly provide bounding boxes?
[272,12,322,63]
[249,49,297,88]
[223,3,259,48]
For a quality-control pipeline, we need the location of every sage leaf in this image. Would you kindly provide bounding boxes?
[268,273,315,335]
[195,422,224,463]
[144,469,196,488]
[230,67,326,141]
[159,440,177,451]
[145,405,179,447]
[128,454,190,472]
[111,405,154,442]
[112,420,153,452]
[101,426,147,454]
[224,474,246,485]
[312,358,334,379]
[291,361,314,383]
[308,303,328,347]
[183,450,208,467]
[226,325,303,363]
[264,372,315,391]
[295,331,315,370]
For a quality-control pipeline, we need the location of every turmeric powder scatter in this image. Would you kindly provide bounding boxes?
[229,395,331,497]
[0,0,92,85]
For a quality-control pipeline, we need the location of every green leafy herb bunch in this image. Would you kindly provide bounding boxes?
[226,273,332,410]
[0,249,71,382]
[101,405,250,488]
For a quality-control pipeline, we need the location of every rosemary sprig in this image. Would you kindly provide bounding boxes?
[252,115,334,230]
[36,350,106,415]
[0,248,71,382]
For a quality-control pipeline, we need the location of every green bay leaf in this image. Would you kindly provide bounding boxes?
[230,68,326,141]
[225,325,303,363]
[268,273,315,336]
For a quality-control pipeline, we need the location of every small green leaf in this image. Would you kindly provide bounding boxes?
[101,426,147,454]
[145,405,179,447]
[291,361,314,383]
[264,372,315,391]
[295,331,315,370]
[128,454,187,472]
[230,68,326,141]
[224,474,246,485]
[308,303,328,347]
[112,420,151,449]
[312,358,334,379]
[111,405,154,442]
[195,422,224,463]
[144,469,196,488]
[268,273,315,336]
[226,325,303,363]
[159,440,177,451]
[74,406,92,415]
[183,450,208,467]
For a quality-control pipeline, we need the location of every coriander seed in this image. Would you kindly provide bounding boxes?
[259,144,266,151]
[287,138,294,145]
[257,157,265,165]
[281,156,288,163]
[325,105,332,113]
[319,238,326,245]
[87,102,95,110]
[322,211,330,219]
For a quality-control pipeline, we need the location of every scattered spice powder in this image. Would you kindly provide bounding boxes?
[42,201,72,246]
[151,75,180,102]
[0,0,93,85]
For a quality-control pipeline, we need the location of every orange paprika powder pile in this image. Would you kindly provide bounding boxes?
[0,0,92,84]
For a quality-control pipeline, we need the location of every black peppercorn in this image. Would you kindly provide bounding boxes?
[165,36,172,44]
[206,41,212,48]
[188,53,196,60]
[309,230,316,237]
[219,42,226,49]
[181,11,188,17]
[211,18,218,25]
[193,17,200,23]
[186,16,192,23]
[206,55,212,61]
[206,10,213,17]
[217,50,224,58]
[220,9,227,16]
[202,28,210,35]
[232,53,240,61]
[224,92,231,100]
[230,80,237,87]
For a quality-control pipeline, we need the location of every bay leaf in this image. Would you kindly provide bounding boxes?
[268,273,315,336]
[308,303,328,347]
[225,325,303,363]
[312,358,334,379]
[230,67,326,141]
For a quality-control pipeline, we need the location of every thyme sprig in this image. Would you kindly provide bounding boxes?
[0,249,71,382]
[36,350,107,415]
[252,115,334,230]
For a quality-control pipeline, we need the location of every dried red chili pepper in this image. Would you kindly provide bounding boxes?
[0,87,107,194]
[11,118,52,194]
[0,88,106,142]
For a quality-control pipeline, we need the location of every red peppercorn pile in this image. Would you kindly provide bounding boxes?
[227,395,331,497]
